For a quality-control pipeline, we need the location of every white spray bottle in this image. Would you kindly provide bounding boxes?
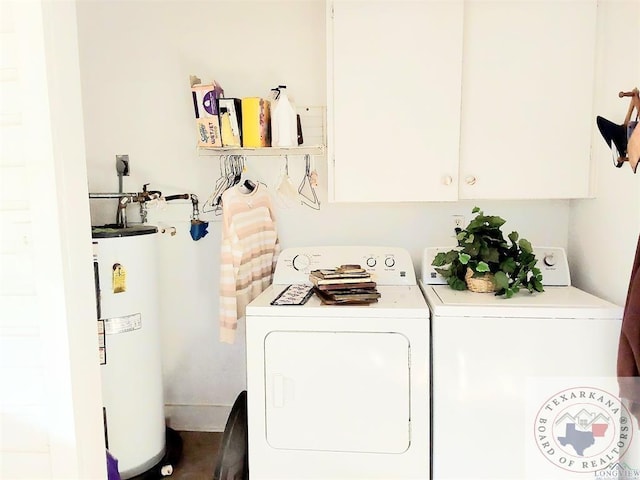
[270,85,297,147]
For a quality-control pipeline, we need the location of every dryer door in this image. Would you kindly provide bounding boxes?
[264,331,410,454]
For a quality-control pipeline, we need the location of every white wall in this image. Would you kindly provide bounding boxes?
[1,1,106,478]
[76,0,571,430]
[569,0,640,307]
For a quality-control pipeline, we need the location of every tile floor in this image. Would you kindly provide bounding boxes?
[169,431,223,479]
[128,431,223,480]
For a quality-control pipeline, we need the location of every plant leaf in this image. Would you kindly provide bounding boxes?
[432,252,447,266]
[449,277,467,291]
[494,271,509,289]
[500,257,517,274]
[519,238,533,253]
[434,267,451,278]
[475,261,490,273]
[533,278,544,292]
[485,215,506,229]
[481,246,500,264]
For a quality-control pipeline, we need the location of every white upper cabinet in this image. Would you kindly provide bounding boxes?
[327,0,464,202]
[458,0,597,199]
[328,0,598,202]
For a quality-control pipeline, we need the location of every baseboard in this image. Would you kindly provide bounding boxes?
[164,404,231,432]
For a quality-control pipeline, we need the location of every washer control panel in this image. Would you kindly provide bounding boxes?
[421,246,571,286]
[274,246,416,286]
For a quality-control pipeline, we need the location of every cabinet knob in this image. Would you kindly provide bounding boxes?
[465,175,477,186]
[442,175,453,186]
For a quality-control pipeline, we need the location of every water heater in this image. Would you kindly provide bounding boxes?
[92,225,165,479]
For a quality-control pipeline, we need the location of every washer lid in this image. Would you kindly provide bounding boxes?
[246,285,429,318]
[421,283,623,319]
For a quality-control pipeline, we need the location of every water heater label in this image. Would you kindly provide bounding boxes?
[104,312,142,335]
[112,263,126,293]
[97,320,106,365]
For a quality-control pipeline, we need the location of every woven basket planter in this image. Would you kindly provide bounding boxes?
[465,267,497,293]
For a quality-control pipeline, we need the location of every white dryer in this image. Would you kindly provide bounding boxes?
[245,246,430,479]
[420,247,631,479]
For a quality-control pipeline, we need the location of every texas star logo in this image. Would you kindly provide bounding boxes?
[534,387,634,473]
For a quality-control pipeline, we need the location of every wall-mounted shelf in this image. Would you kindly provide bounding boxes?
[196,105,326,157]
[198,144,325,156]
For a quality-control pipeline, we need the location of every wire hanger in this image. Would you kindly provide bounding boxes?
[203,155,248,215]
[202,155,226,214]
[275,155,299,207]
[298,154,320,210]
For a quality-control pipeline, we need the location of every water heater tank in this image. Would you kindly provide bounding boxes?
[92,225,165,479]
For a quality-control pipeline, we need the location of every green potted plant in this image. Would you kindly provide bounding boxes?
[432,207,544,298]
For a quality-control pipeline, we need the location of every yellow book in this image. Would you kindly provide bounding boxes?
[218,98,242,147]
[241,97,271,147]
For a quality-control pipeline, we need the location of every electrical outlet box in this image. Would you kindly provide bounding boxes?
[116,154,130,176]
[452,215,465,232]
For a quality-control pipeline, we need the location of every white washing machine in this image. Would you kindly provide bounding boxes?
[245,246,430,479]
[420,247,632,480]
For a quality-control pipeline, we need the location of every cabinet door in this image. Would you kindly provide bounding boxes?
[328,1,463,202]
[458,0,597,199]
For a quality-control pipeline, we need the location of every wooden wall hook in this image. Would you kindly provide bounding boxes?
[611,88,639,172]
[620,88,640,126]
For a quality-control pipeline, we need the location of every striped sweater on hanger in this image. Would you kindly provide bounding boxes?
[219,184,280,344]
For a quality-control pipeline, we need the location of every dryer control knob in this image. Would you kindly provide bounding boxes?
[385,257,395,268]
[292,254,311,271]
[543,254,556,267]
[366,257,377,268]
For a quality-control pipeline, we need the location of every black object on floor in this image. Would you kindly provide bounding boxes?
[213,390,248,480]
[129,427,183,480]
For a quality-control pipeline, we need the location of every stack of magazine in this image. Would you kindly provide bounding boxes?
[309,265,380,305]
